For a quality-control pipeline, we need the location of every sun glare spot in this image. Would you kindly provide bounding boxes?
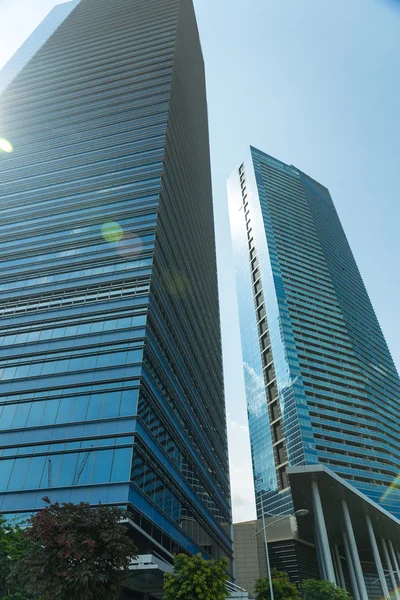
[0,138,13,153]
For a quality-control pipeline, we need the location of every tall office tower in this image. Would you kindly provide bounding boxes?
[228,147,400,520]
[0,0,232,577]
[0,0,81,95]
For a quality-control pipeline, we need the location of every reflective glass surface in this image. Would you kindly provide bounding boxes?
[229,147,400,519]
[0,0,231,565]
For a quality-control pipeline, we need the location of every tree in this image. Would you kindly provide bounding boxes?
[299,579,352,600]
[163,553,229,600]
[11,498,137,600]
[254,569,300,600]
[0,516,30,598]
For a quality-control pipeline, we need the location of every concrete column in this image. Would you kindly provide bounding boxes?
[389,540,400,585]
[342,500,368,599]
[311,480,336,584]
[331,545,340,586]
[342,532,361,600]
[334,544,346,590]
[315,525,327,580]
[382,538,400,600]
[365,515,390,599]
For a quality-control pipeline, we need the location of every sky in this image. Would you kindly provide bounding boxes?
[0,0,399,524]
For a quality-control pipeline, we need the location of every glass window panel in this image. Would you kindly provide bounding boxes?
[8,457,31,491]
[92,450,113,484]
[110,448,131,482]
[2,367,17,380]
[96,354,110,368]
[86,394,104,420]
[83,355,97,369]
[27,363,43,377]
[120,389,138,416]
[41,454,62,488]
[56,359,70,373]
[127,349,142,363]
[110,351,124,366]
[1,404,18,429]
[24,456,46,490]
[26,401,46,427]
[71,395,89,422]
[78,323,91,335]
[57,453,79,487]
[0,459,14,492]
[12,404,30,428]
[102,392,120,419]
[69,357,84,371]
[75,450,94,486]
[56,397,75,424]
[41,399,60,426]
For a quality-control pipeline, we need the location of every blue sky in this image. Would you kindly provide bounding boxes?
[0,0,399,522]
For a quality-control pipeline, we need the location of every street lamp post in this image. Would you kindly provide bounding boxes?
[254,507,309,600]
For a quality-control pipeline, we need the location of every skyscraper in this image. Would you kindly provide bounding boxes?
[228,146,400,521]
[0,0,232,575]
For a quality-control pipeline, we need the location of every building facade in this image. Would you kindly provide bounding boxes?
[0,0,81,95]
[227,146,400,521]
[233,516,319,596]
[0,0,232,579]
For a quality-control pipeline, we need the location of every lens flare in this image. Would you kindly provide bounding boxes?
[116,232,143,259]
[0,138,13,153]
[379,586,400,600]
[162,268,190,299]
[380,474,400,502]
[101,221,123,243]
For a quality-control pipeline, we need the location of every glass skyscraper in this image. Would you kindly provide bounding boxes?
[228,146,400,520]
[0,0,232,568]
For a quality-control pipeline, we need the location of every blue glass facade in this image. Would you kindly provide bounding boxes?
[228,147,400,519]
[0,0,232,566]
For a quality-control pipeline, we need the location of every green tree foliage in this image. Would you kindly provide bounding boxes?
[163,553,229,600]
[254,569,300,600]
[299,579,352,600]
[0,516,30,598]
[10,498,137,600]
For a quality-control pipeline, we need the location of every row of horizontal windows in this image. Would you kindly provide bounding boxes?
[1,118,165,171]
[7,57,173,112]
[2,141,164,186]
[316,443,400,468]
[1,435,134,459]
[6,97,169,152]
[4,85,171,141]
[290,314,349,339]
[133,438,229,545]
[0,314,146,348]
[139,395,229,522]
[5,25,176,99]
[0,348,142,381]
[6,107,167,163]
[0,176,160,222]
[7,33,174,96]
[0,258,152,292]
[0,240,154,279]
[3,139,165,189]
[1,156,162,201]
[0,284,148,317]
[271,221,322,253]
[0,217,156,263]
[0,198,158,249]
[0,447,131,493]
[4,77,172,132]
[0,389,138,432]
